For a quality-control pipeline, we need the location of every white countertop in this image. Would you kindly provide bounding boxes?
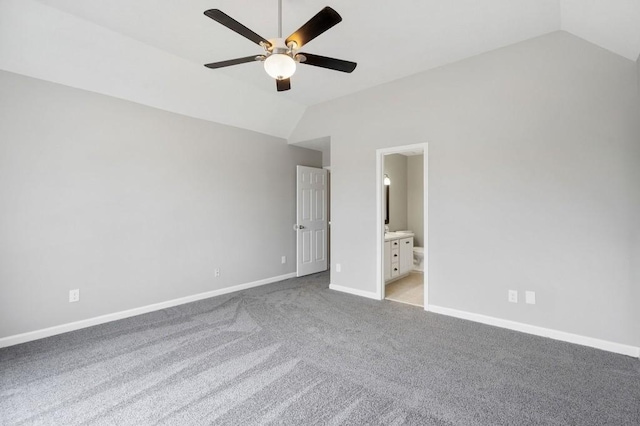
[384,231,414,241]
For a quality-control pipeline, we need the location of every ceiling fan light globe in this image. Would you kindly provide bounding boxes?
[264,54,296,80]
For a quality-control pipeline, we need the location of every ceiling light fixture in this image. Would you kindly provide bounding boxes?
[264,50,296,80]
[263,1,296,81]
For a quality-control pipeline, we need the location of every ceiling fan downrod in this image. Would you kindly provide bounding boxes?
[278,0,283,38]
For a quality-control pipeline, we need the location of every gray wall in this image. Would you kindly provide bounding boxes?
[383,154,408,231]
[407,155,424,247]
[0,70,321,338]
[290,31,640,347]
[637,53,640,94]
[635,54,640,345]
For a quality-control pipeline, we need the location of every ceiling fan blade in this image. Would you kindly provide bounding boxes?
[276,78,291,92]
[285,7,342,49]
[204,56,260,69]
[204,9,272,48]
[297,53,357,73]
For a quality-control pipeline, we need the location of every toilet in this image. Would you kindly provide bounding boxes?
[413,247,425,272]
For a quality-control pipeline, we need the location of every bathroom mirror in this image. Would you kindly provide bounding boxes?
[384,185,390,225]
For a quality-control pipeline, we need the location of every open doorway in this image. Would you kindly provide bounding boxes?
[376,144,428,309]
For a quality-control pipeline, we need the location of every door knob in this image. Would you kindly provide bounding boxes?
[295,224,306,230]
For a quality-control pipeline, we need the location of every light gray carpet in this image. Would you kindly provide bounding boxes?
[1,272,639,425]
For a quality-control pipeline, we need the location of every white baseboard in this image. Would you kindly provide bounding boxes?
[429,305,640,359]
[0,272,297,349]
[329,284,380,300]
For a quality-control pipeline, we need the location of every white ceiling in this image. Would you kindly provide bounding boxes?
[3,0,639,139]
[35,0,564,106]
[561,0,640,61]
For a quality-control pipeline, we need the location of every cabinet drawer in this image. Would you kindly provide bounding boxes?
[391,257,400,278]
[391,262,400,277]
[391,248,399,261]
[400,237,413,247]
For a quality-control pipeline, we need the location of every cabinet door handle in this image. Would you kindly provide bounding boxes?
[393,254,398,257]
[405,241,410,244]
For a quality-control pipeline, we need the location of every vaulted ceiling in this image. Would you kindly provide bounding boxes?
[1,0,639,138]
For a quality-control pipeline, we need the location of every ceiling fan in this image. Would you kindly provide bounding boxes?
[203,0,357,92]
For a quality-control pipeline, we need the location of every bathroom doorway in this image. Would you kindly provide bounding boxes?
[376,143,428,309]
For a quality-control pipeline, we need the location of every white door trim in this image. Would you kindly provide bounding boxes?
[376,143,429,310]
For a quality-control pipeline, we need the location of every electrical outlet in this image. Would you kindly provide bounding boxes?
[281,256,286,264]
[508,290,518,303]
[526,291,536,305]
[214,268,220,277]
[69,289,80,303]
[336,263,341,272]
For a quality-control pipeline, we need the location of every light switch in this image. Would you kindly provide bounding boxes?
[526,291,536,305]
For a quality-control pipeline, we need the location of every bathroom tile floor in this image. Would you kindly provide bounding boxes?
[385,272,424,307]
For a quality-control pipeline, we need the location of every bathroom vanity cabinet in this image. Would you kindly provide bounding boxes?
[384,234,414,283]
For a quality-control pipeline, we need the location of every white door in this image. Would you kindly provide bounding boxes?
[296,166,328,277]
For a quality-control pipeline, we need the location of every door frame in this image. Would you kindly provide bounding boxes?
[375,143,429,310]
